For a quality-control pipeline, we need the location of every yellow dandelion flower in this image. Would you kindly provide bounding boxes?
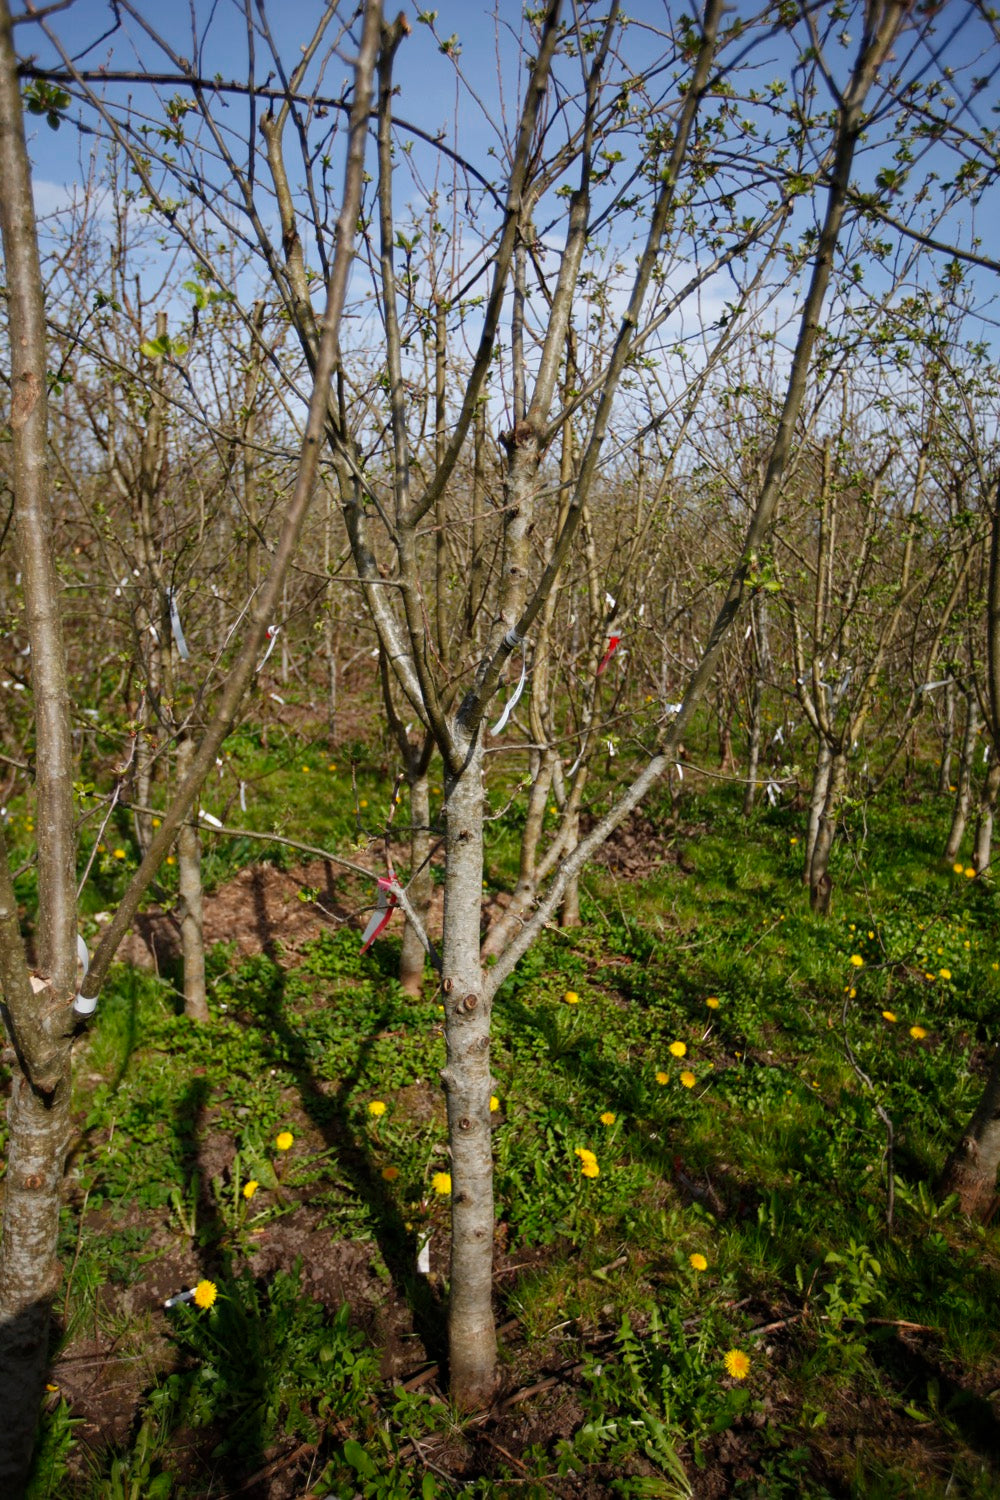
[965,867,976,878]
[563,990,580,1005]
[490,1095,500,1112]
[328,764,337,772]
[242,1180,259,1200]
[301,765,310,773]
[581,1161,600,1178]
[368,1100,387,1117]
[113,848,126,860]
[166,855,175,865]
[723,1348,750,1380]
[600,1111,616,1125]
[705,996,720,1009]
[152,817,161,828]
[655,1071,669,1085]
[669,1041,687,1058]
[679,1071,696,1089]
[193,1280,218,1310]
[381,1166,399,1181]
[953,863,964,874]
[789,836,798,845]
[881,1010,897,1023]
[939,969,951,981]
[849,954,864,968]
[910,1025,927,1040]
[689,1253,708,1272]
[359,798,368,809]
[275,1131,294,1152]
[574,1147,597,1163]
[431,1172,451,1195]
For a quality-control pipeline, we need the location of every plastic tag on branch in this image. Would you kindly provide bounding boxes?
[256,624,279,673]
[73,933,95,1017]
[490,653,527,735]
[597,635,621,675]
[360,877,400,953]
[417,1233,432,1275]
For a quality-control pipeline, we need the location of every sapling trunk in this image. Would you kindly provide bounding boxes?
[938,678,956,796]
[804,740,832,881]
[938,1045,1000,1217]
[176,733,208,1021]
[974,756,1000,873]
[809,749,848,915]
[440,728,496,1406]
[944,695,977,863]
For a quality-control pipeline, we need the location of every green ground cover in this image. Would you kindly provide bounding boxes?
[8,764,1000,1497]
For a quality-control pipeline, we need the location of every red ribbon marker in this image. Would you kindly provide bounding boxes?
[597,634,621,675]
[360,876,399,952]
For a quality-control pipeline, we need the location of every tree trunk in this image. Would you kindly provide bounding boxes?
[938,677,956,795]
[944,694,978,863]
[560,806,581,928]
[0,1067,71,1497]
[399,771,431,995]
[804,739,832,882]
[938,1045,1000,1217]
[809,749,847,915]
[176,733,208,1020]
[441,728,496,1406]
[974,755,1000,873]
[743,675,763,817]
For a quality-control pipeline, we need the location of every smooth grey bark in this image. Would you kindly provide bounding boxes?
[973,756,1000,873]
[440,728,496,1403]
[176,733,208,1021]
[804,740,833,881]
[742,594,771,817]
[939,678,956,796]
[809,749,848,915]
[944,694,978,864]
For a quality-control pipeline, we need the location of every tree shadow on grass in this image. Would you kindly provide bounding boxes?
[222,928,447,1379]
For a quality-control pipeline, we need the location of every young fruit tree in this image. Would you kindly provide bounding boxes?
[2,0,967,1468]
[0,0,381,1486]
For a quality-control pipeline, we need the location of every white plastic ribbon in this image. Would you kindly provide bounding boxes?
[417,1233,432,1275]
[167,590,189,660]
[918,679,950,694]
[772,726,784,745]
[490,654,527,735]
[200,811,223,829]
[766,778,780,806]
[239,781,247,812]
[73,933,95,1017]
[256,624,279,673]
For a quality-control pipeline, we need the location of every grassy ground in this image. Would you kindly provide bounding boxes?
[8,752,1000,1497]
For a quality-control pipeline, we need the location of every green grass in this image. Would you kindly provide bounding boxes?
[15,765,1000,1497]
